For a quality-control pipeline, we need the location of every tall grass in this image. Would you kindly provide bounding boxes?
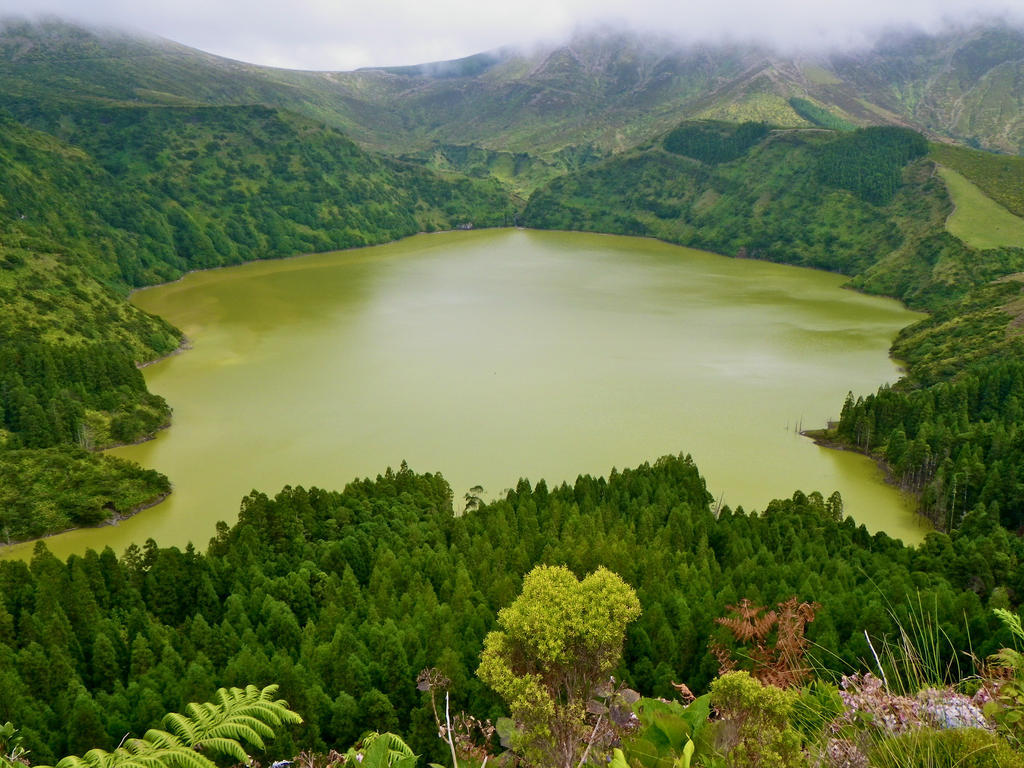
[798,592,1014,768]
[876,592,975,696]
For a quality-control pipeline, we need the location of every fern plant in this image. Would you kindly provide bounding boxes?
[38,685,301,768]
[986,608,1024,745]
[341,732,417,768]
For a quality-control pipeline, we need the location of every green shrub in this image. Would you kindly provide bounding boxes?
[873,727,1024,768]
[709,671,808,768]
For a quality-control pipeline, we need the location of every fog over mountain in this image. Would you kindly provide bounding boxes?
[2,0,1023,69]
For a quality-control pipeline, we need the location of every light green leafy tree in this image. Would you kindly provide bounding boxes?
[709,671,806,768]
[36,684,301,768]
[477,565,641,768]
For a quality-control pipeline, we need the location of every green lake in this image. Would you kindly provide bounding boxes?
[6,229,929,559]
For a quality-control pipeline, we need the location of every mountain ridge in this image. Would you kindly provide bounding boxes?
[4,17,1024,162]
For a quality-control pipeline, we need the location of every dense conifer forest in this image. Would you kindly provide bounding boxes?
[2,457,1022,765]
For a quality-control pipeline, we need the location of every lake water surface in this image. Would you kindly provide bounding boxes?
[5,229,929,559]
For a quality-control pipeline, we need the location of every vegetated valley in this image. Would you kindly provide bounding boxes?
[2,17,1024,768]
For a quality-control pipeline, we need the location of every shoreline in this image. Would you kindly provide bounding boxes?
[801,427,929,531]
[103,490,173,526]
[138,335,193,369]
[802,428,894,483]
[100,418,173,451]
[0,488,173,552]
[0,339,197,552]
[124,226,499,300]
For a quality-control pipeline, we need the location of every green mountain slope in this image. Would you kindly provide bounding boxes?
[2,104,510,290]
[311,24,1024,158]
[523,124,1011,310]
[827,25,1024,154]
[5,18,1024,192]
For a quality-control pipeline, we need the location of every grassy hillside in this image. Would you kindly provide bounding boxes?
[930,142,1024,217]
[937,166,1024,250]
[0,19,380,128]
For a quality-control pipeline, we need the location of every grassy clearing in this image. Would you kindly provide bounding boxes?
[937,166,1024,250]
[930,142,1024,217]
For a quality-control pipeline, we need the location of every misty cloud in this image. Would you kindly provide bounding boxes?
[1,0,1022,69]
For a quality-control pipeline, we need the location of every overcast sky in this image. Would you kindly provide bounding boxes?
[3,0,1023,70]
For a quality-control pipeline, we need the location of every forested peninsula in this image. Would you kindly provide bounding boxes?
[2,17,1024,768]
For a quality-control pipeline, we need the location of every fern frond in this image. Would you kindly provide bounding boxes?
[178,706,216,738]
[245,685,301,723]
[84,750,122,768]
[187,737,248,764]
[991,647,1024,673]
[161,713,199,746]
[52,747,150,768]
[199,717,270,748]
[50,744,206,768]
[215,685,301,727]
[109,752,177,768]
[53,751,113,768]
[143,748,216,768]
[163,685,301,749]
[365,732,415,757]
[136,731,189,755]
[47,684,301,768]
[225,702,285,729]
[127,756,172,768]
[994,608,1024,644]
[358,732,418,768]
[118,741,177,768]
[214,685,263,711]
